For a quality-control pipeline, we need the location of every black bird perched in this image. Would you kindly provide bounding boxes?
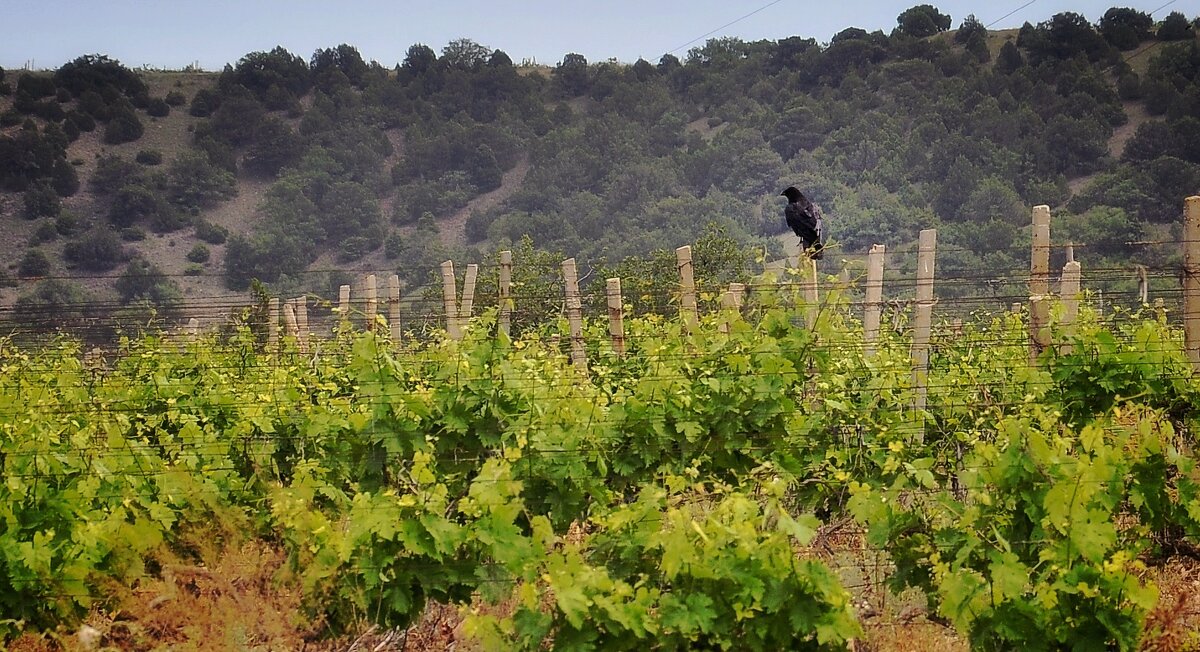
[781,186,824,260]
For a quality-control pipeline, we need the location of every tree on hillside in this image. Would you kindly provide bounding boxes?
[442,38,491,71]
[1098,7,1153,50]
[311,44,368,88]
[1025,12,1113,62]
[955,14,987,44]
[402,44,438,75]
[556,53,590,96]
[207,91,266,146]
[896,5,952,38]
[232,46,310,97]
[103,105,144,144]
[488,49,514,67]
[244,117,305,177]
[1157,12,1194,41]
[318,181,381,243]
[63,228,127,271]
[53,54,146,98]
[116,257,181,308]
[166,151,237,210]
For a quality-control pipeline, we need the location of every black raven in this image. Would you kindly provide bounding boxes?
[781,186,823,260]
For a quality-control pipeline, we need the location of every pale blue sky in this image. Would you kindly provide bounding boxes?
[1,1,1191,71]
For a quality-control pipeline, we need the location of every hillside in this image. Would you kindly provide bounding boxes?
[1,7,1199,329]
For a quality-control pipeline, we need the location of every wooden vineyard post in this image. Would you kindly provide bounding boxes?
[864,244,885,354]
[719,282,746,334]
[499,250,513,337]
[1061,252,1082,329]
[461,264,479,329]
[268,297,280,350]
[607,278,625,357]
[1137,265,1149,305]
[562,258,587,372]
[1030,205,1052,363]
[294,296,308,341]
[1185,196,1200,371]
[1060,256,1082,355]
[338,285,351,324]
[676,245,697,331]
[439,261,480,340]
[797,257,820,327]
[912,229,937,442]
[283,302,301,348]
[388,275,401,343]
[440,260,461,339]
[364,274,377,332]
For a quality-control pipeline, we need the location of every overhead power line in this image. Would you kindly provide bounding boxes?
[667,0,789,55]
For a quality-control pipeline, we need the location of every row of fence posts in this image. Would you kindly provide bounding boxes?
[252,197,1200,434]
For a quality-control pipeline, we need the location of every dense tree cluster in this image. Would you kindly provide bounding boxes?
[2,6,1198,305]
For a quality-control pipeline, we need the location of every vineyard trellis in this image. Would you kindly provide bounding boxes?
[0,198,1199,649]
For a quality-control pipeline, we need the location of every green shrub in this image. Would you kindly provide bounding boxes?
[194,219,229,244]
[109,183,167,228]
[135,149,163,165]
[14,279,91,326]
[115,257,181,308]
[23,183,60,219]
[102,106,144,144]
[18,249,52,278]
[119,226,146,241]
[186,243,211,263]
[164,90,186,106]
[90,154,142,195]
[337,235,375,262]
[188,88,220,117]
[183,263,204,276]
[383,231,404,259]
[166,151,236,210]
[146,97,170,117]
[64,228,128,271]
[54,211,82,236]
[66,110,96,132]
[31,221,59,245]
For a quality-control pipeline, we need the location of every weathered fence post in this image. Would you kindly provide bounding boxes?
[364,274,377,332]
[461,264,479,331]
[283,302,300,343]
[499,250,513,337]
[562,258,587,372]
[338,285,351,323]
[268,297,280,350]
[440,260,461,339]
[1030,205,1051,362]
[1059,255,1082,355]
[607,277,625,357]
[912,229,937,442]
[1061,254,1082,329]
[864,244,885,353]
[1185,196,1200,371]
[1136,265,1149,305]
[439,261,479,340]
[294,296,308,341]
[388,275,401,342]
[719,282,746,334]
[676,245,697,331]
[804,258,820,327]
